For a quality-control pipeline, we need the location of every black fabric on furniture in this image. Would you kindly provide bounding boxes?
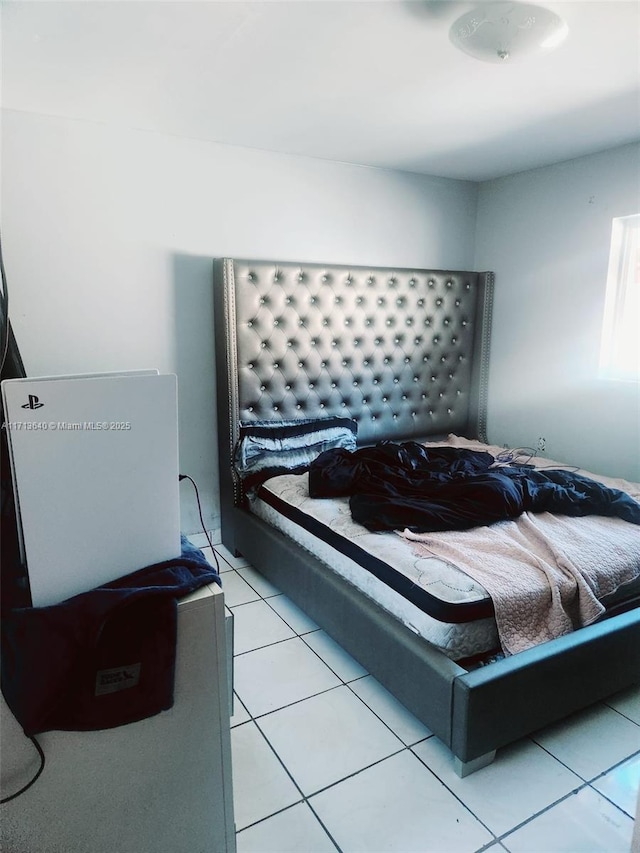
[309,442,495,496]
[309,442,640,532]
[1,537,220,735]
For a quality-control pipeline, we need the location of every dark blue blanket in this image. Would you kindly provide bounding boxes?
[1,536,220,735]
[309,442,640,532]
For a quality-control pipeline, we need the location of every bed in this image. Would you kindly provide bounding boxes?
[213,257,640,776]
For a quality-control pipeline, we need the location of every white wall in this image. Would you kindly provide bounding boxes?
[475,143,640,482]
[2,109,478,533]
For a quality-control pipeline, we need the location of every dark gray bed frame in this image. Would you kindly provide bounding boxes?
[213,257,640,776]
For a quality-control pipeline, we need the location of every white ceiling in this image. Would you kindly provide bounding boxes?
[2,0,639,181]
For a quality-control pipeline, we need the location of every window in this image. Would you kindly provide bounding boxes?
[599,214,640,381]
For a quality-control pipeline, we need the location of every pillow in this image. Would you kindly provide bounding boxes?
[235,416,357,489]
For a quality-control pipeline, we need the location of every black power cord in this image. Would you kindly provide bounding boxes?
[179,474,221,576]
[0,734,45,804]
[0,230,11,375]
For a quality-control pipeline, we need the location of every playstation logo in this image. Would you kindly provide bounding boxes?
[22,394,44,410]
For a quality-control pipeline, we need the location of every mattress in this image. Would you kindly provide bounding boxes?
[250,436,640,660]
[251,474,500,660]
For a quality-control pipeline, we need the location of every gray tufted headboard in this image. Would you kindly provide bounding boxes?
[213,258,494,547]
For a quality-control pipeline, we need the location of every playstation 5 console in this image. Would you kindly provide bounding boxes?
[1,371,181,607]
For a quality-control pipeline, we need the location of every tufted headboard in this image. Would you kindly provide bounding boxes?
[213,258,494,547]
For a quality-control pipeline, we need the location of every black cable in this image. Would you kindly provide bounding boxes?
[178,474,221,576]
[0,735,45,804]
[512,447,537,465]
[0,231,10,375]
[534,464,581,473]
[495,447,538,467]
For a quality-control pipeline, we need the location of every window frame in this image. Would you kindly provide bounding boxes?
[599,213,640,382]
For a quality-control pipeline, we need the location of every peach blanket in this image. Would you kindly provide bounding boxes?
[402,436,640,655]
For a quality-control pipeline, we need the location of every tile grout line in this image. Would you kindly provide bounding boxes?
[409,747,501,846]
[226,549,344,847]
[237,691,640,846]
[261,591,321,635]
[230,551,437,745]
[239,593,421,745]
[297,630,367,684]
[223,548,640,848]
[586,746,640,819]
[231,630,304,659]
[235,799,343,853]
[530,735,640,791]
[235,565,280,597]
[229,566,430,848]
[232,587,492,848]
[343,678,436,749]
[240,682,345,724]
[483,746,640,848]
[603,702,640,729]
[241,703,360,852]
[496,784,589,848]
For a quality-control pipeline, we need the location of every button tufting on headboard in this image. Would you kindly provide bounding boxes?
[214,259,494,496]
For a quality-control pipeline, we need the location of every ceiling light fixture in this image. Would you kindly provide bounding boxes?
[449,1,568,63]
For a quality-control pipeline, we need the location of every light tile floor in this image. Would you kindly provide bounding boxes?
[191,534,640,853]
